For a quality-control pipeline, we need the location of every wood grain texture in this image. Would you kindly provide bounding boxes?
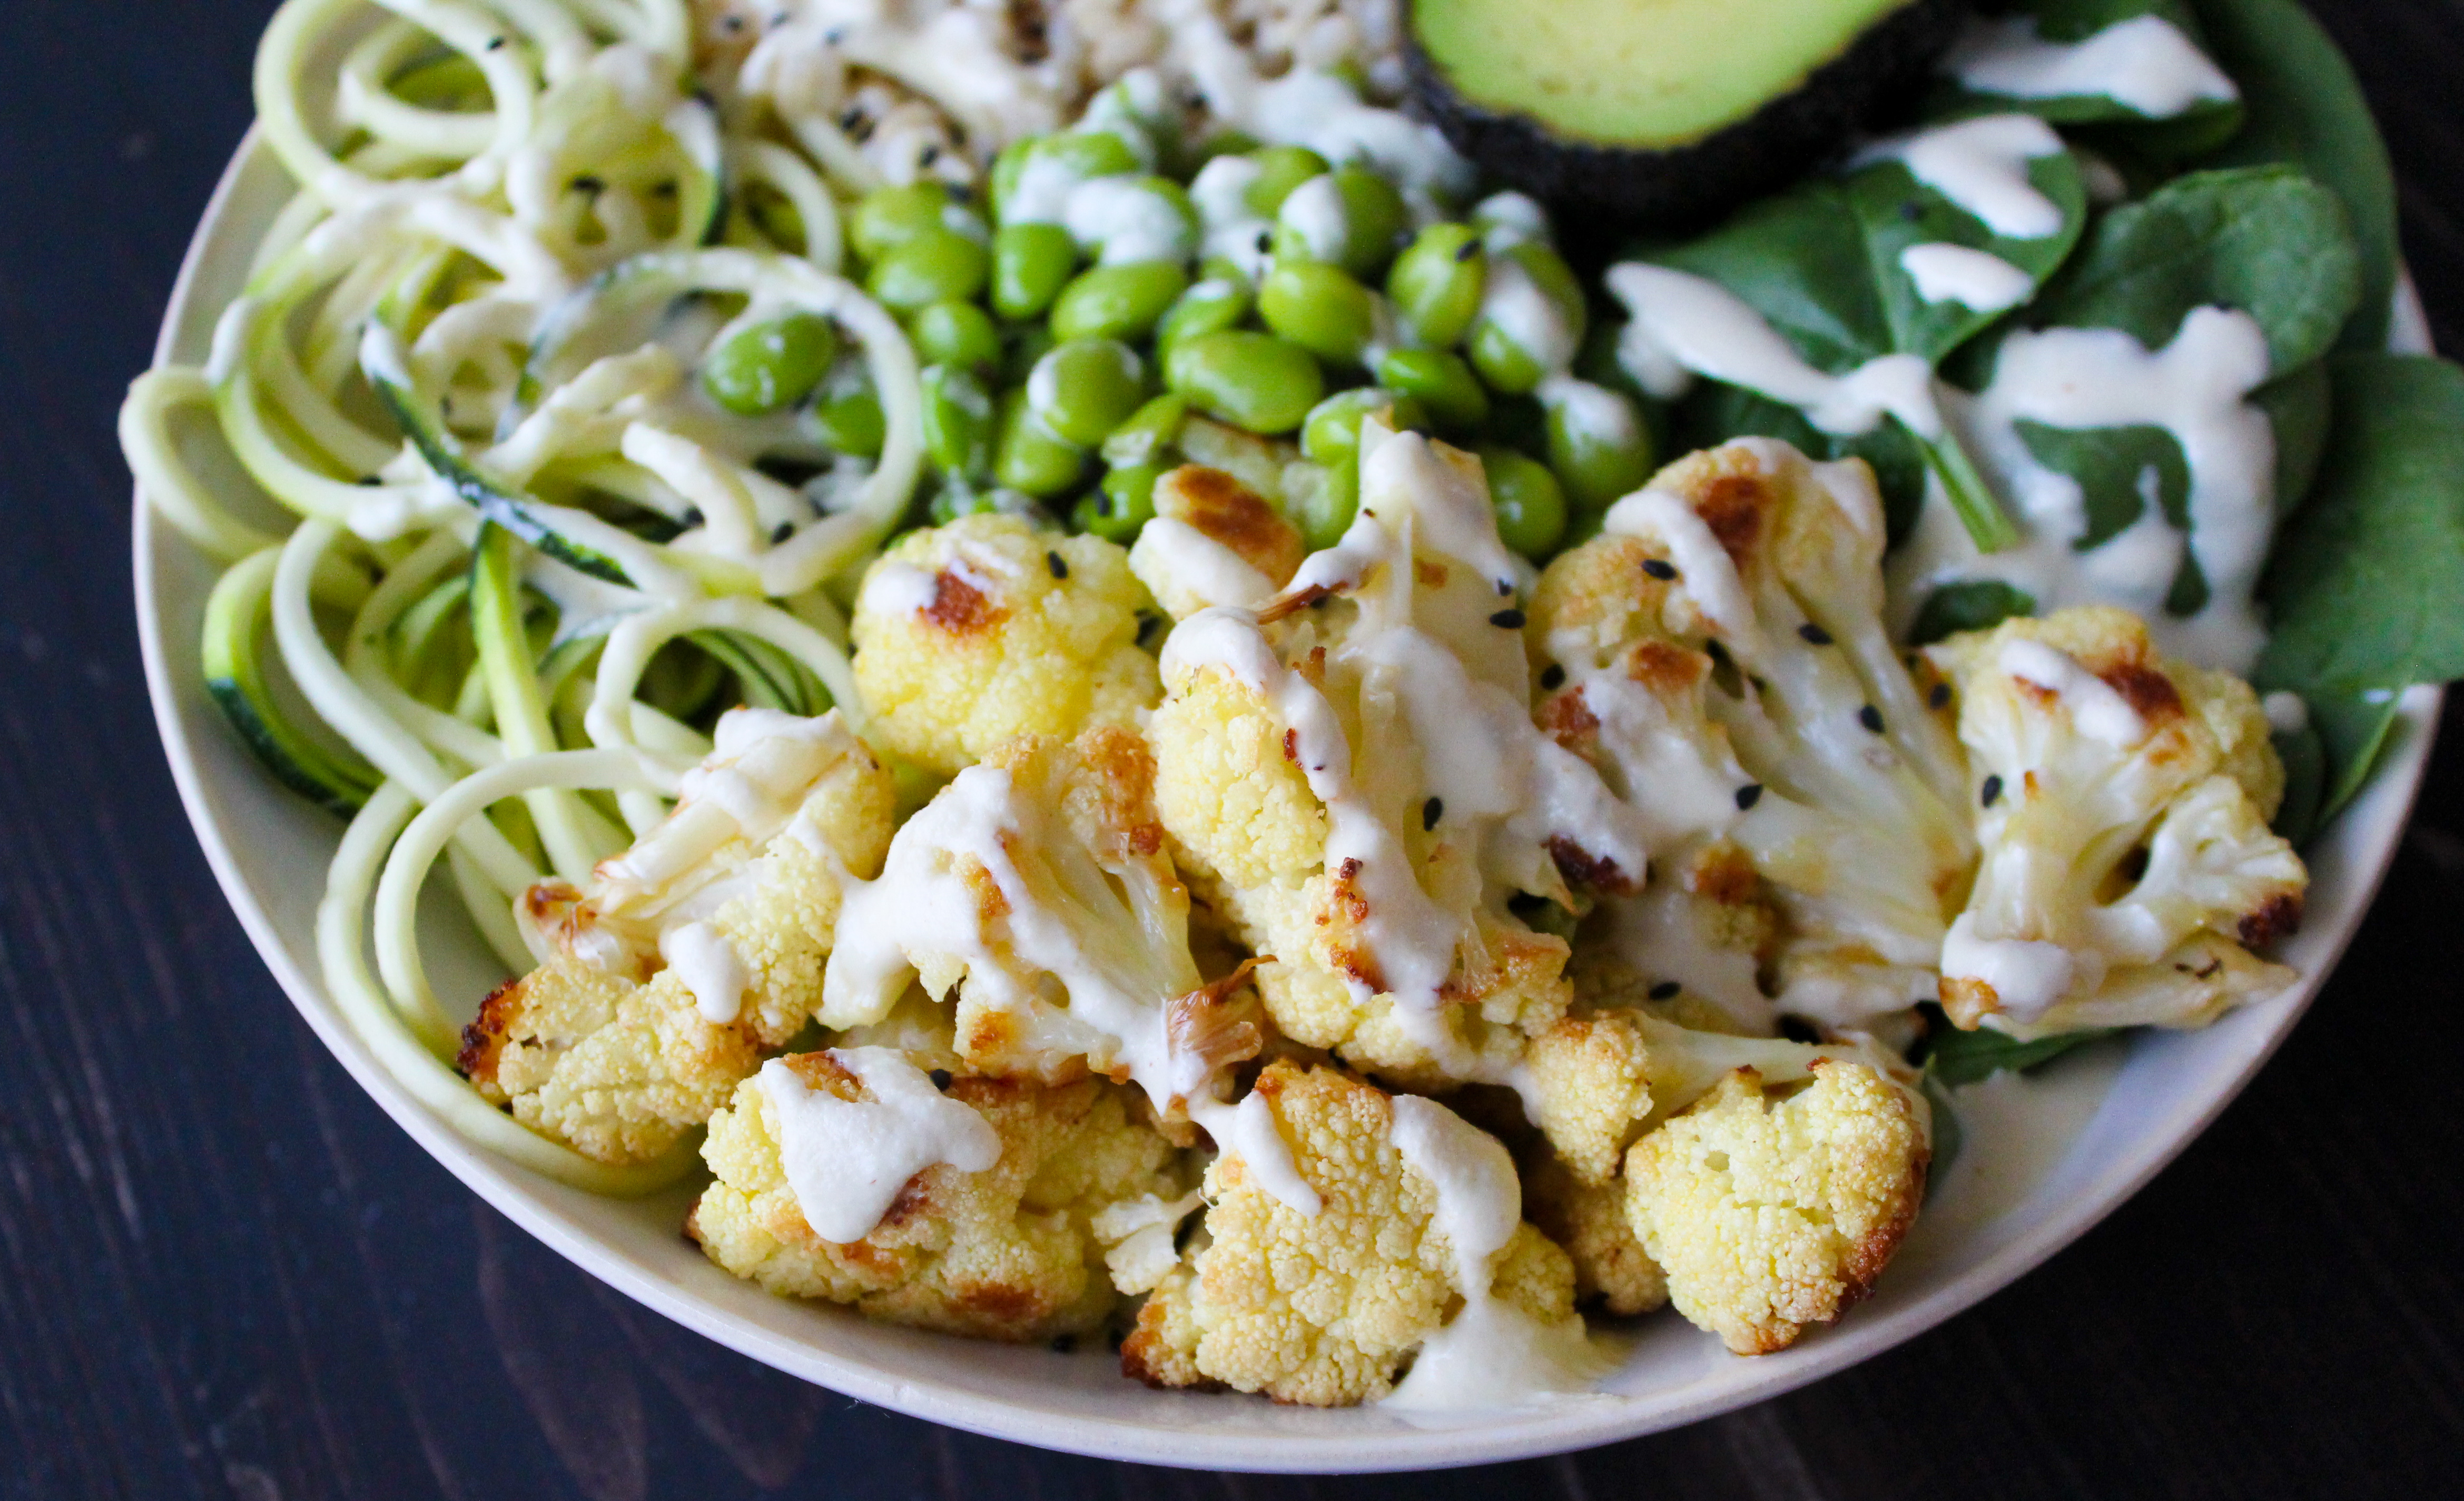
[2,1,2459,1495]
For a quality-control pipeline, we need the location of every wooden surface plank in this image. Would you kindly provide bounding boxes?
[3,1,2460,1494]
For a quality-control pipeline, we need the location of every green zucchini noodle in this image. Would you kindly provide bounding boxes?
[129,0,933,1191]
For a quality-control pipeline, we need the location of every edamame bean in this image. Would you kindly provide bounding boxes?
[1165,329,1324,434]
[1075,461,1166,541]
[1156,277,1252,356]
[907,300,1002,373]
[1387,224,1486,349]
[1101,392,1186,467]
[850,182,975,263]
[702,312,839,416]
[1543,379,1654,511]
[1275,167,1407,279]
[992,130,1141,224]
[1467,242,1586,395]
[1376,347,1490,431]
[1476,445,1568,558]
[1243,145,1329,217]
[814,388,885,459]
[1028,338,1148,447]
[991,222,1080,319]
[866,226,990,310]
[1049,260,1188,342]
[1258,261,1375,365]
[1300,387,1428,465]
[920,362,994,480]
[1289,451,1358,552]
[993,388,1090,497]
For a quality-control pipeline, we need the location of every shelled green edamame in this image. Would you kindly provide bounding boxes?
[801,80,1657,561]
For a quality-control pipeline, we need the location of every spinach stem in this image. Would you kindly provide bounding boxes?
[1915,423,2022,554]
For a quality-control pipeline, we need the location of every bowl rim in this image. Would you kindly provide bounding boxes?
[132,127,2445,1473]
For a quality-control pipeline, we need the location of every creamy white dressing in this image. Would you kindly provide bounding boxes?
[1941,912,2078,1023]
[1899,243,2035,313]
[1605,263,1945,441]
[862,558,943,617]
[1277,173,1352,262]
[1859,114,2068,240]
[2263,690,2309,735]
[1471,191,1549,253]
[1381,1095,1602,1409]
[1602,886,1774,1034]
[1062,175,1196,265]
[1999,637,2147,746]
[1218,1088,1322,1216]
[1895,308,2276,672]
[661,919,750,1023]
[1130,515,1280,614]
[1475,254,1578,379]
[1535,375,1639,450]
[601,708,862,895]
[1600,488,1764,648]
[1949,15,2238,119]
[759,1048,1002,1244]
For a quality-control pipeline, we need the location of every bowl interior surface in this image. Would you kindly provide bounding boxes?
[133,133,2442,1473]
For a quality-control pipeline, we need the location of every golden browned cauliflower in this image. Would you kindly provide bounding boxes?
[1926,607,2307,1040]
[1121,1062,1586,1406]
[1146,423,1657,1173]
[851,514,1160,776]
[816,726,1263,1112]
[1128,463,1307,618]
[1528,438,1975,1033]
[459,709,895,1162]
[1624,1059,1928,1355]
[1521,1148,1668,1317]
[691,1050,1188,1341]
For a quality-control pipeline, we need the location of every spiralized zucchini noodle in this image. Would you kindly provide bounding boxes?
[130,0,938,1193]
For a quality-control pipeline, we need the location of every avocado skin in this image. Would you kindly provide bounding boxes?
[1406,0,1967,236]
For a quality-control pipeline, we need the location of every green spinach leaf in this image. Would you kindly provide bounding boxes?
[2258,354,2464,822]
[1909,580,2038,644]
[1657,146,2087,548]
[2191,0,2398,352]
[2028,165,2361,373]
[1921,1005,2119,1086]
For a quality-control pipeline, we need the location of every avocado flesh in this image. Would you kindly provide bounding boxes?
[1416,0,1915,148]
[1408,0,1963,233]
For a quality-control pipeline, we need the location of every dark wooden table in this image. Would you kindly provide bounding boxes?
[7,3,2464,1495]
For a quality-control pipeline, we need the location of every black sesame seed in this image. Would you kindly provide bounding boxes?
[1642,558,1678,581]
[1648,981,1681,1001]
[928,1068,953,1090]
[572,173,605,195]
[357,475,382,486]
[1489,608,1525,628]
[1929,682,1952,709]
[1050,1334,1078,1354]
[722,13,744,29]
[1980,774,2003,808]
[1797,621,1832,646]
[823,26,845,43]
[1256,229,1273,252]
[920,144,941,167]
[1045,549,1068,579]
[652,181,677,197]
[1422,796,1444,830]
[485,34,505,49]
[1455,238,1480,262]
[771,521,793,545]
[840,106,864,130]
[1540,663,1566,691]
[1734,783,1762,810]
[682,506,705,528]
[1858,704,1885,733]
[1496,578,1513,596]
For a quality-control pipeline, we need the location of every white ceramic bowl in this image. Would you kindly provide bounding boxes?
[135,132,2442,1474]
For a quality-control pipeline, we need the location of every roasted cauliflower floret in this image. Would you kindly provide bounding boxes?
[1121,1062,1585,1405]
[851,514,1160,776]
[1129,463,1307,618]
[1926,608,2307,1040]
[1522,1148,1668,1316]
[459,710,895,1162]
[691,1050,1186,1340]
[1624,1059,1928,1355]
[1146,423,1655,1167]
[820,726,1263,1117]
[1531,438,1975,1032]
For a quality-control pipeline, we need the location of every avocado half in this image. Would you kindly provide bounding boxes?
[1406,0,1965,233]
